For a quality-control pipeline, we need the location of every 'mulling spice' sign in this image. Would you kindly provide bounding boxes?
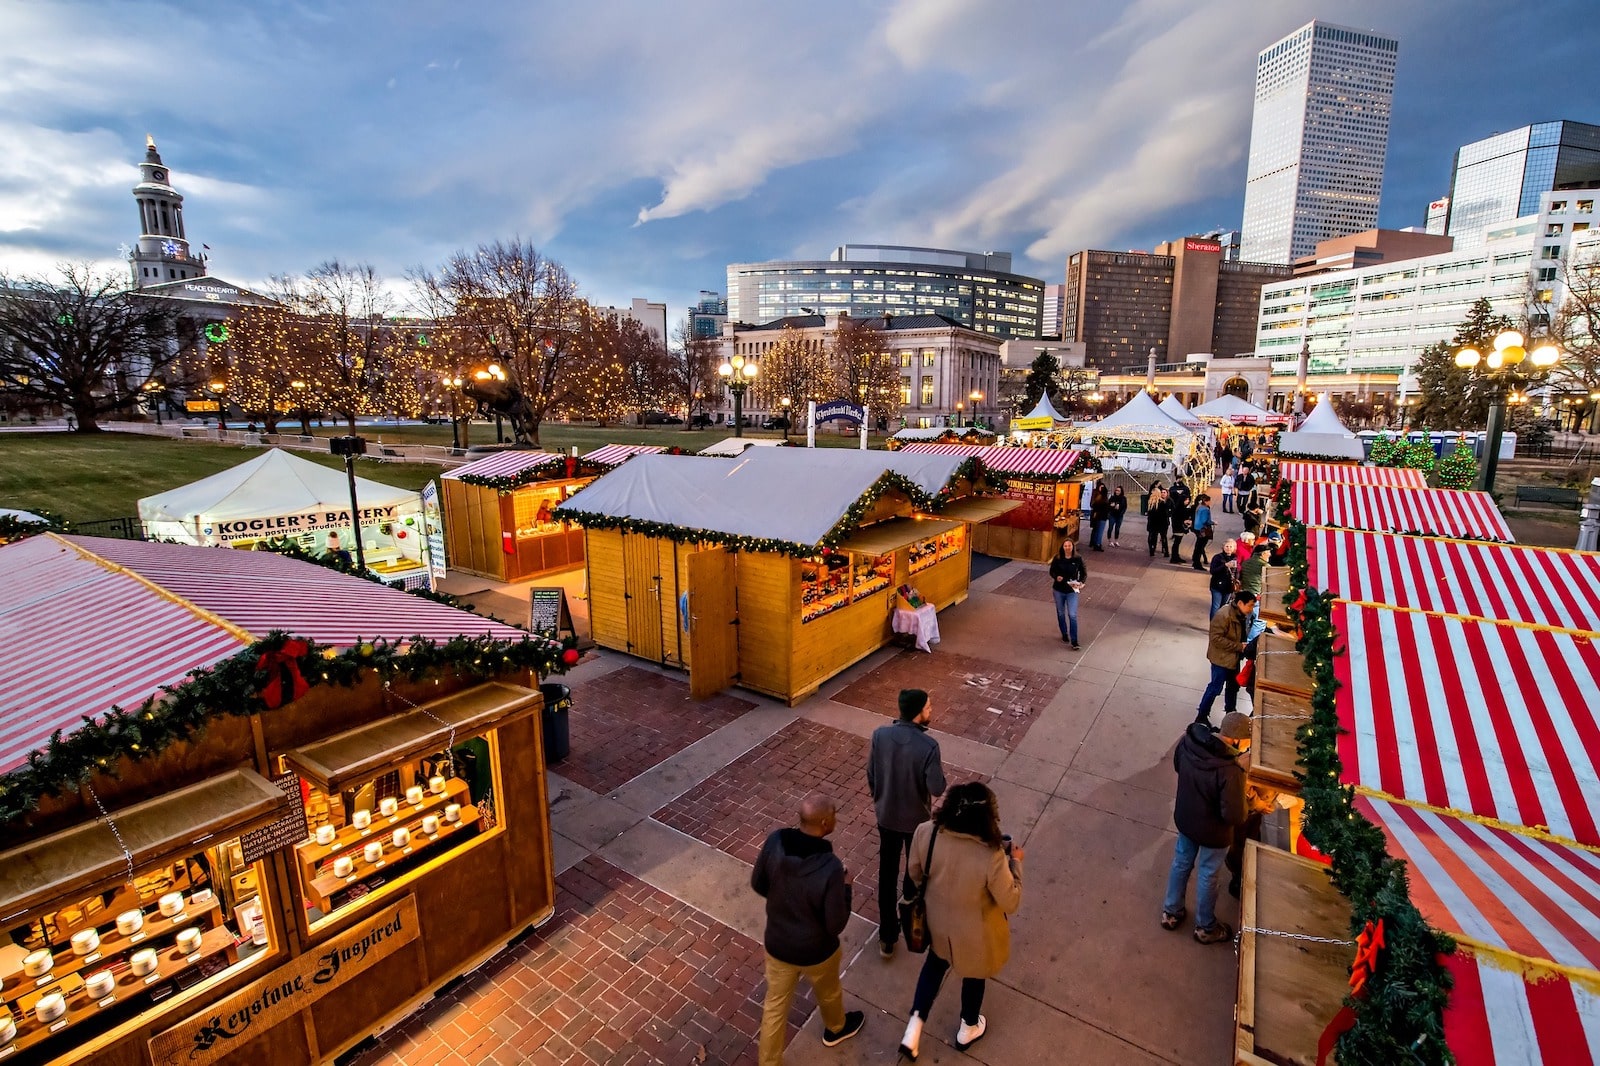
[148,896,419,1066]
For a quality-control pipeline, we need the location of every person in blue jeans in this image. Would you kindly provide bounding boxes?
[1198,591,1254,723]
[1087,485,1109,551]
[1162,712,1251,943]
[1048,539,1086,650]
[1106,486,1128,547]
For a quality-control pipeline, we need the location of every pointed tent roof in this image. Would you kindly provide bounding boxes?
[1158,395,1206,430]
[1298,399,1351,435]
[1083,390,1193,438]
[138,449,418,530]
[1191,394,1287,424]
[1021,392,1069,423]
[1278,399,1363,458]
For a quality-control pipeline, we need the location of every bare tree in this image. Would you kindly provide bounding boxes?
[276,261,397,431]
[750,324,830,414]
[670,318,723,428]
[412,240,583,446]
[829,316,901,421]
[0,264,182,431]
[1551,248,1600,430]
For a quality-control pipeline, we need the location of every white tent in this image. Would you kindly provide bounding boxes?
[1084,391,1194,437]
[138,449,425,563]
[1191,394,1288,425]
[1020,393,1069,423]
[1081,391,1197,474]
[698,437,790,457]
[1278,400,1364,459]
[1158,395,1208,433]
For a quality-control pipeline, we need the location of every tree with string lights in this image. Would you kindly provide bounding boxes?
[670,319,723,427]
[829,316,900,420]
[750,324,829,414]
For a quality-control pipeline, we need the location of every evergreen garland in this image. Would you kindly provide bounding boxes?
[0,630,574,826]
[1433,441,1477,491]
[457,456,606,492]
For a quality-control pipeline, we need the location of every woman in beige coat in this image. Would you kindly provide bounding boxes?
[897,782,1023,1059]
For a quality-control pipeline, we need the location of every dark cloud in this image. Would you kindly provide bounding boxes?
[1,0,1596,317]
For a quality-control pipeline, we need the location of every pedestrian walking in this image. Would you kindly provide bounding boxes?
[1107,486,1128,547]
[867,690,947,957]
[1049,538,1086,649]
[1235,466,1257,513]
[1197,592,1255,723]
[1190,495,1214,569]
[1208,539,1239,619]
[751,793,865,1063]
[1219,470,1235,513]
[897,783,1023,1060]
[1146,487,1170,558]
[1167,481,1192,565]
[1160,713,1251,944]
[1088,484,1110,551]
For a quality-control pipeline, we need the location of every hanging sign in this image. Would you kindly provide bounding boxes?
[185,400,221,413]
[1012,415,1054,431]
[815,400,865,425]
[238,773,309,865]
[147,897,419,1066]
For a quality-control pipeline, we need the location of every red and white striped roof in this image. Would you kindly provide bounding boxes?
[1355,794,1600,978]
[899,443,1090,478]
[583,443,664,467]
[440,450,563,481]
[1442,951,1600,1065]
[0,535,527,775]
[1290,482,1513,542]
[1307,528,1600,631]
[1333,602,1600,846]
[1277,461,1428,488]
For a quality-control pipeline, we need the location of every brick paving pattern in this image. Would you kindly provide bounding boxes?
[359,856,793,1066]
[831,649,1064,751]
[993,566,1140,613]
[654,717,987,924]
[557,666,756,795]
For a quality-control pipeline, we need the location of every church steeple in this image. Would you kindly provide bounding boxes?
[130,136,206,288]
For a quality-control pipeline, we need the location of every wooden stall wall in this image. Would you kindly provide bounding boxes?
[732,551,793,699]
[915,550,970,611]
[441,480,508,582]
[788,564,895,703]
[584,529,629,653]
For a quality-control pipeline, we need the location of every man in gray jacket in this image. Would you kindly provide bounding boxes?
[867,688,947,957]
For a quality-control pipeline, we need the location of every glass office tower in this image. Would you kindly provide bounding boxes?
[1446,121,1600,248]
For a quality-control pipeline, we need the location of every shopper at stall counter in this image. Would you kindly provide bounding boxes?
[751,793,864,1063]
[1208,539,1240,620]
[867,690,947,957]
[898,783,1023,1060]
[1161,712,1251,944]
[1197,591,1255,723]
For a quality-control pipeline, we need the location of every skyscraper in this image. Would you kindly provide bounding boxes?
[1239,21,1399,265]
[1444,121,1600,247]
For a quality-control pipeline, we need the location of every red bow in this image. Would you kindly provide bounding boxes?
[257,639,311,709]
[565,456,577,478]
[1316,919,1385,1066]
[1292,589,1308,612]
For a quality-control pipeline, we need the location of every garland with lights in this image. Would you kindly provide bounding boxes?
[456,455,607,492]
[0,630,577,826]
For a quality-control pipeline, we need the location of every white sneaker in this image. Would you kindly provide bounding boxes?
[899,1013,923,1060]
[955,1015,987,1051]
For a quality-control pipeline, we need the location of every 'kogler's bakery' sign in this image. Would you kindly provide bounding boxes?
[148,896,419,1065]
[205,504,400,541]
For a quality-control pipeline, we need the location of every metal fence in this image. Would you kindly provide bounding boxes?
[71,516,146,540]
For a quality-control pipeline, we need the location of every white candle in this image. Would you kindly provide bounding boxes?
[71,930,99,956]
[176,928,202,954]
[116,910,144,935]
[429,775,447,794]
[85,970,115,998]
[352,809,371,830]
[158,892,184,917]
[405,786,424,805]
[0,1015,16,1044]
[333,856,354,877]
[23,950,53,977]
[316,824,336,845]
[422,815,440,834]
[444,803,461,824]
[35,992,66,1022]
[379,797,398,817]
[363,841,383,863]
[130,948,158,976]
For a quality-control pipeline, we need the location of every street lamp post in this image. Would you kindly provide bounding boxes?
[1454,330,1561,494]
[969,389,983,429]
[290,379,310,435]
[144,380,163,426]
[954,401,965,427]
[474,364,507,441]
[780,397,792,441]
[209,380,227,431]
[718,353,758,437]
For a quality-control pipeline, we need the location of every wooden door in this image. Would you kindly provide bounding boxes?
[687,550,738,699]
[622,533,665,662]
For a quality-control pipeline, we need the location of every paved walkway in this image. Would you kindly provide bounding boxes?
[357,505,1253,1065]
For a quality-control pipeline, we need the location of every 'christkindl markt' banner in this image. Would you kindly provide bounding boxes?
[204,504,400,541]
[148,896,419,1066]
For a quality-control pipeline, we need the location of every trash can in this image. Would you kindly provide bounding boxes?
[539,683,571,763]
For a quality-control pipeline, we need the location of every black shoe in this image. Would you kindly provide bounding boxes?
[1228,879,1242,900]
[1071,643,1081,651]
[1061,634,1071,643]
[823,1011,865,1047]
[879,939,895,959]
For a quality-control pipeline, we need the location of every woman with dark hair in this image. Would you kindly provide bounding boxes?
[1087,484,1109,551]
[898,782,1023,1060]
[1106,486,1128,547]
[1048,539,1086,650]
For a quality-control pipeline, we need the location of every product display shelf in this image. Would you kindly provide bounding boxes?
[0,926,236,1059]
[0,895,222,1005]
[303,805,481,912]
[292,778,469,887]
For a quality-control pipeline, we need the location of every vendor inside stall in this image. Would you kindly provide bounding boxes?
[440,452,605,583]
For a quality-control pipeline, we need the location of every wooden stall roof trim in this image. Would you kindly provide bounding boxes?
[836,517,960,556]
[0,768,287,919]
[283,681,540,790]
[932,497,1024,524]
[440,450,563,482]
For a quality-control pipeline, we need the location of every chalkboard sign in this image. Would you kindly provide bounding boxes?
[529,586,574,640]
[239,773,310,865]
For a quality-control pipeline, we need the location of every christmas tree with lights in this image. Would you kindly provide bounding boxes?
[1435,439,1477,489]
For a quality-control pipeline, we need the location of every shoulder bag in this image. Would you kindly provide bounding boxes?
[898,826,940,954]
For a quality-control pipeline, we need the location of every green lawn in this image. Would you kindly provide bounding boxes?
[0,433,450,523]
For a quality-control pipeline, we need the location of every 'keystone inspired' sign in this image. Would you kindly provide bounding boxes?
[148,896,419,1065]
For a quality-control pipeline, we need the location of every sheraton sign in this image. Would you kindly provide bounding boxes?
[148,897,419,1065]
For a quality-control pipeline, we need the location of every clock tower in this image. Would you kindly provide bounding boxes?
[130,135,207,288]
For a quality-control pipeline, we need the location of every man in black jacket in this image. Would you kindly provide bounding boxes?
[867,689,947,956]
[1166,480,1192,564]
[1160,713,1250,943]
[1146,487,1170,557]
[752,794,864,1063]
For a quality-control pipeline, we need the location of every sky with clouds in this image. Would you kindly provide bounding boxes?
[2,0,1597,321]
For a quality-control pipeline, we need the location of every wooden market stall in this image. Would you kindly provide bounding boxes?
[1254,630,1313,699]
[1275,461,1426,488]
[1286,483,1514,542]
[897,443,1100,560]
[440,451,607,582]
[0,534,562,1065]
[558,448,998,704]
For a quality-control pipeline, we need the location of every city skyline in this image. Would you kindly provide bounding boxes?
[2,0,1598,319]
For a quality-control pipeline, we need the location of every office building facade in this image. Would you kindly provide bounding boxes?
[688,291,728,339]
[591,298,668,344]
[1446,121,1600,247]
[1061,238,1291,369]
[1292,229,1454,277]
[726,245,1045,338]
[1240,21,1399,265]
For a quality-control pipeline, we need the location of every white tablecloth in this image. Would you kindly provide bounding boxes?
[892,604,940,653]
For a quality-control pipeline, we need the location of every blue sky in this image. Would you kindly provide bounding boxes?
[2,0,1597,323]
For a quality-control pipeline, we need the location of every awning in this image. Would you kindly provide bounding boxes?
[1278,461,1426,488]
[583,444,664,468]
[0,769,287,918]
[283,682,540,790]
[933,497,1024,524]
[1290,483,1513,542]
[836,518,959,556]
[1307,528,1600,631]
[1442,951,1600,1065]
[441,450,564,482]
[897,443,1095,480]
[1334,602,1600,846]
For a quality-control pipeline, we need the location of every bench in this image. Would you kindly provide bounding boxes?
[1514,485,1581,508]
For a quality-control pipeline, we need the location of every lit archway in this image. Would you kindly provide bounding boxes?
[1223,377,1250,401]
